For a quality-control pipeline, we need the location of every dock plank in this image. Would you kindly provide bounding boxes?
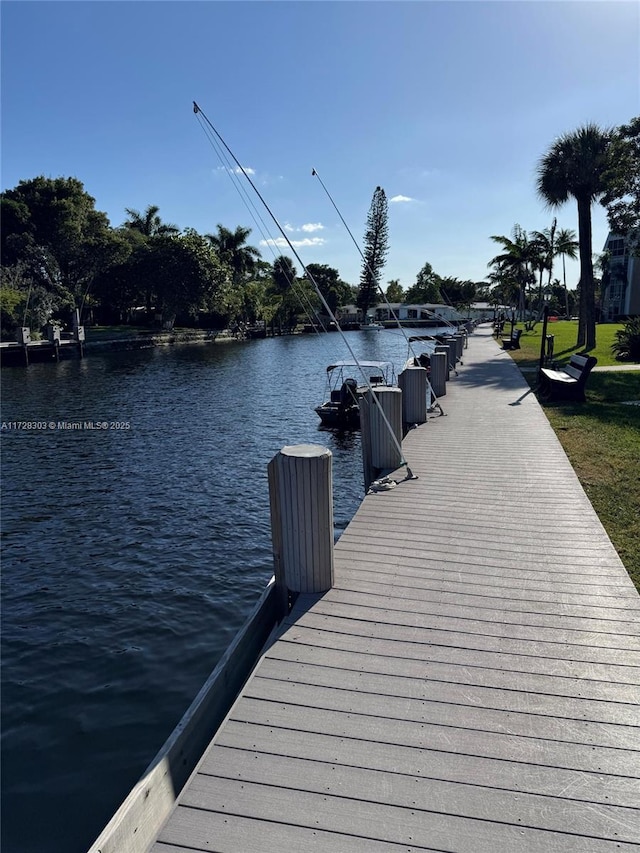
[196,747,640,843]
[217,721,640,808]
[151,326,640,853]
[268,634,640,702]
[255,656,640,725]
[164,775,638,852]
[246,674,640,749]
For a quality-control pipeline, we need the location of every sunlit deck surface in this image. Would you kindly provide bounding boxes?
[152,325,640,853]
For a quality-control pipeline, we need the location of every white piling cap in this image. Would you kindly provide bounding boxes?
[280,444,331,458]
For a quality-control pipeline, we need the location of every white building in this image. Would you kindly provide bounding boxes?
[371,303,463,324]
[601,233,640,320]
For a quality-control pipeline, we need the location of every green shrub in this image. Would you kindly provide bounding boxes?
[611,317,640,362]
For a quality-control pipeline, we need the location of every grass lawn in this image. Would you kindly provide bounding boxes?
[502,319,636,368]
[84,325,214,342]
[505,324,640,590]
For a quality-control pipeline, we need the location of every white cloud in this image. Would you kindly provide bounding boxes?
[390,194,414,203]
[284,222,295,232]
[214,165,256,177]
[293,237,325,247]
[259,236,326,249]
[301,222,324,232]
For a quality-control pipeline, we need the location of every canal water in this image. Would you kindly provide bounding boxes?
[1,326,447,853]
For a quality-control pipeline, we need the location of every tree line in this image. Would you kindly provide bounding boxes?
[0,178,476,337]
[0,178,347,336]
[1,116,636,342]
[492,117,639,347]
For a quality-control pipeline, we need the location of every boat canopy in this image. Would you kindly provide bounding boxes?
[326,360,393,373]
[408,334,454,343]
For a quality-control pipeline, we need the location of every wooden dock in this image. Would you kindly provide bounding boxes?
[148,325,639,852]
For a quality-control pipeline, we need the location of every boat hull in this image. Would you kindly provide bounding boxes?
[315,402,360,430]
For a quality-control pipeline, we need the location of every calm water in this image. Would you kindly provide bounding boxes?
[0,326,443,853]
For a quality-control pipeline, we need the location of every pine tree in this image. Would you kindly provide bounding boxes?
[357,187,389,317]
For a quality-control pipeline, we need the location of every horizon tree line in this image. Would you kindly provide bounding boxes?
[1,116,637,340]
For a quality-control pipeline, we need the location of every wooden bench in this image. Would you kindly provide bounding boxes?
[538,354,598,402]
[501,328,522,350]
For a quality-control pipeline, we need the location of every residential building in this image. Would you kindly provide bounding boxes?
[601,233,640,320]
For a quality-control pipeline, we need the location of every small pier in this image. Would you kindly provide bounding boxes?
[97,326,640,852]
[1,321,85,365]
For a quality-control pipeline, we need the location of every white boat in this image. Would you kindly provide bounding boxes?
[402,333,459,372]
[315,360,395,429]
[361,317,383,331]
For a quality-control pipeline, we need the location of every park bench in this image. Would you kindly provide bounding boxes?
[501,328,522,350]
[538,354,598,402]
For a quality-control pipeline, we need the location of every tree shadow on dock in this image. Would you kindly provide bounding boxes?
[450,356,533,402]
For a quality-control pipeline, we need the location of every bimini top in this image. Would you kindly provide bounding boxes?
[326,360,393,373]
[408,334,455,343]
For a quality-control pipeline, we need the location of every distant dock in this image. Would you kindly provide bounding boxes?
[0,337,84,365]
[90,325,640,853]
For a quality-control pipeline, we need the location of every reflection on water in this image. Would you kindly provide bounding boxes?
[0,327,448,853]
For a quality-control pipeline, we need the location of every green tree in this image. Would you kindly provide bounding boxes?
[268,255,299,333]
[1,176,122,322]
[555,228,578,317]
[357,187,388,317]
[0,261,58,335]
[118,205,181,317]
[205,225,261,286]
[123,205,179,238]
[488,225,536,320]
[92,229,148,323]
[304,263,351,316]
[486,268,520,311]
[385,278,404,302]
[148,230,226,326]
[439,277,476,310]
[537,123,611,349]
[601,116,640,252]
[238,260,277,327]
[404,262,442,304]
[529,219,557,319]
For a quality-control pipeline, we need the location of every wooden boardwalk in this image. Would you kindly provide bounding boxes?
[152,326,640,853]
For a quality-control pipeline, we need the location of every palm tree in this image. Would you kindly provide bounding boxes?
[123,205,179,237]
[488,225,536,320]
[530,219,557,320]
[205,225,260,286]
[555,228,579,318]
[270,255,297,334]
[486,269,519,310]
[536,124,611,349]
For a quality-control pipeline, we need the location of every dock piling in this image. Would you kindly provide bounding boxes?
[360,386,403,490]
[17,326,30,366]
[399,366,427,428]
[268,444,334,617]
[430,351,447,397]
[434,345,450,381]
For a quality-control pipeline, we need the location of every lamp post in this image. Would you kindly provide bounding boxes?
[538,294,551,377]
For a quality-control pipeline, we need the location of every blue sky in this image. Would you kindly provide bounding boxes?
[2,1,638,291]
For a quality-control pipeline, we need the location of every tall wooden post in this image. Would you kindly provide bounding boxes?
[399,366,427,427]
[360,387,403,491]
[538,304,549,381]
[430,351,447,397]
[434,345,450,381]
[453,334,464,362]
[17,326,30,366]
[268,444,334,619]
[72,308,85,358]
[48,324,61,362]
